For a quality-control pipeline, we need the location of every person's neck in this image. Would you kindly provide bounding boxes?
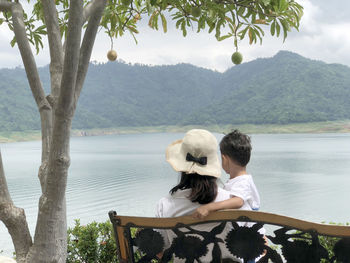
[229,167,247,179]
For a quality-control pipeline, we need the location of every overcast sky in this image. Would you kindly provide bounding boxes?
[1,0,349,72]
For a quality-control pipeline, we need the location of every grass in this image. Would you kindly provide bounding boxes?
[1,120,350,143]
[0,130,41,143]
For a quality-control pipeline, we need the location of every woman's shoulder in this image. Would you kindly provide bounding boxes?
[156,195,171,217]
[215,187,231,202]
[157,194,173,208]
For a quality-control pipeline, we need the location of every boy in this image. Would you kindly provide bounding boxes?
[193,129,260,218]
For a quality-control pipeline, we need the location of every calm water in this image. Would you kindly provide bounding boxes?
[1,132,350,255]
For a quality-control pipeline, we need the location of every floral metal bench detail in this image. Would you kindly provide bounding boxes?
[108,210,350,263]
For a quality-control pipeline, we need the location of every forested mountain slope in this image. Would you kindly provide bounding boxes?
[1,51,349,131]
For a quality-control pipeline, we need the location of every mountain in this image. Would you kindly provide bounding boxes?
[183,51,350,125]
[1,51,350,132]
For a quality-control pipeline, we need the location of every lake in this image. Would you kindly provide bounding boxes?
[1,132,350,255]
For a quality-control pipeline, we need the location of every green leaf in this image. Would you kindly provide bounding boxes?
[176,18,183,29]
[270,20,276,36]
[218,34,232,41]
[254,25,265,37]
[127,25,139,34]
[160,13,167,33]
[248,27,253,44]
[276,21,281,37]
[110,14,117,30]
[237,6,245,16]
[208,19,215,33]
[197,16,205,32]
[238,26,249,40]
[10,36,16,47]
[280,19,289,41]
[215,19,225,40]
[153,12,159,30]
[181,20,187,37]
[148,11,156,28]
[279,0,288,11]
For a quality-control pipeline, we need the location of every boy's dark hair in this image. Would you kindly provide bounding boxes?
[220,129,252,167]
[170,172,217,204]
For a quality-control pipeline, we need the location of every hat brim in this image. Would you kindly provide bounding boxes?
[166,139,221,178]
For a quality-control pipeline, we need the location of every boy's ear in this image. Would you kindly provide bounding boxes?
[221,154,229,165]
[221,154,228,161]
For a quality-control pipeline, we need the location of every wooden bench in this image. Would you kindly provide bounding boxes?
[108,210,350,263]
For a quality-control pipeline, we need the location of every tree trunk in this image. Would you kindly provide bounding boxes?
[25,197,67,263]
[0,0,107,261]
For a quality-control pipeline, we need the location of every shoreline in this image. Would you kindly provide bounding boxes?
[1,120,350,143]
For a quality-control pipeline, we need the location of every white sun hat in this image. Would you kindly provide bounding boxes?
[166,129,221,178]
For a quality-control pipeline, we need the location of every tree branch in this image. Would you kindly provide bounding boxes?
[42,0,64,100]
[9,2,53,193]
[8,3,49,113]
[0,0,13,11]
[56,0,83,113]
[0,151,32,263]
[45,0,84,201]
[82,0,105,23]
[74,0,108,105]
[0,151,11,203]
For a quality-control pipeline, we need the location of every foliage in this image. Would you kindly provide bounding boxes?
[0,0,303,53]
[66,220,157,263]
[66,219,118,263]
[1,51,350,132]
[318,222,350,263]
[292,222,350,263]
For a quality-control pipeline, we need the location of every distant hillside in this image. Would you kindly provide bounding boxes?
[1,51,350,132]
[183,51,350,125]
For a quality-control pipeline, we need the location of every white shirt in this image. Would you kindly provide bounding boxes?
[224,174,266,238]
[156,188,242,262]
[224,174,260,211]
[156,187,231,218]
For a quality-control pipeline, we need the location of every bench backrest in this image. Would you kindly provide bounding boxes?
[108,210,350,263]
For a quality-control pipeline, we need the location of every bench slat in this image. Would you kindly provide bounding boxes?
[109,210,350,263]
[111,210,350,237]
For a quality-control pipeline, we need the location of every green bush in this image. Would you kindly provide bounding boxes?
[67,219,118,263]
[319,222,350,263]
[292,222,350,263]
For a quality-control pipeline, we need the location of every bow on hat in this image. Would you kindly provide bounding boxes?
[186,153,207,165]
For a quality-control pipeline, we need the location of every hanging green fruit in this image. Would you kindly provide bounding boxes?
[231,51,243,65]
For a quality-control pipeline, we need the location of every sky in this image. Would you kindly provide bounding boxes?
[0,0,350,72]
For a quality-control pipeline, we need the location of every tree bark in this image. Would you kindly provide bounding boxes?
[42,0,64,102]
[39,0,64,194]
[26,1,83,262]
[8,1,53,192]
[75,0,108,105]
[1,0,107,261]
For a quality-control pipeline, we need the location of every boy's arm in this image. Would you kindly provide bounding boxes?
[192,196,244,219]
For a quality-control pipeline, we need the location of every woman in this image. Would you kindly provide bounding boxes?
[156,129,241,262]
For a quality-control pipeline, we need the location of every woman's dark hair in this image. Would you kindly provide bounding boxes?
[170,172,218,204]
